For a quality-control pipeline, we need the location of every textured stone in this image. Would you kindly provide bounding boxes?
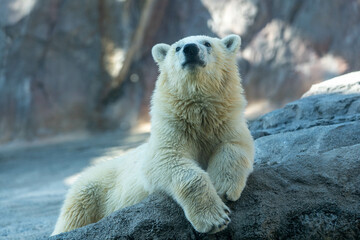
[249,71,360,139]
[303,71,360,97]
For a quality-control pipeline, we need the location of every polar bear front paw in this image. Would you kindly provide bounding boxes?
[185,199,231,234]
[211,175,246,202]
[214,178,246,202]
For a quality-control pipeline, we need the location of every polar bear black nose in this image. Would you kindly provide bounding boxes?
[183,44,199,56]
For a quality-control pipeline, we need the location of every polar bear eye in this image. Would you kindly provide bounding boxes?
[204,42,211,48]
[176,47,181,52]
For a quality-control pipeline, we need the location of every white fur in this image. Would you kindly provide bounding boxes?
[52,35,254,235]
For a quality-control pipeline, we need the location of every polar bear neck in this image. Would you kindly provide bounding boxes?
[152,70,245,134]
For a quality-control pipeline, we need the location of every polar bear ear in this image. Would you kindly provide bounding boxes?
[221,34,241,53]
[152,43,170,63]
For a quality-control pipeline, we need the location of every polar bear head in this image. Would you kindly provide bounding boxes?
[151,35,241,94]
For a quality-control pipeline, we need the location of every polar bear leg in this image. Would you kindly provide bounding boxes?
[207,126,254,202]
[51,182,104,236]
[144,154,230,234]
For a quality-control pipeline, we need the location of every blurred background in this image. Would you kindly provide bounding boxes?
[1,0,359,144]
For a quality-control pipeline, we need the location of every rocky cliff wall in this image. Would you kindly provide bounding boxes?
[1,0,359,143]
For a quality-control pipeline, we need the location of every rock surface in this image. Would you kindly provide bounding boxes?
[1,73,359,239]
[1,0,360,142]
[250,71,360,139]
[47,73,358,239]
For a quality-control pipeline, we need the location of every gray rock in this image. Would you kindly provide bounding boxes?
[249,71,360,139]
[303,71,360,97]
[48,73,360,239]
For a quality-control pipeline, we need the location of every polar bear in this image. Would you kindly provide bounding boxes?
[52,34,254,236]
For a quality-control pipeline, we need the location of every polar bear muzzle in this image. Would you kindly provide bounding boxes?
[181,43,206,69]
